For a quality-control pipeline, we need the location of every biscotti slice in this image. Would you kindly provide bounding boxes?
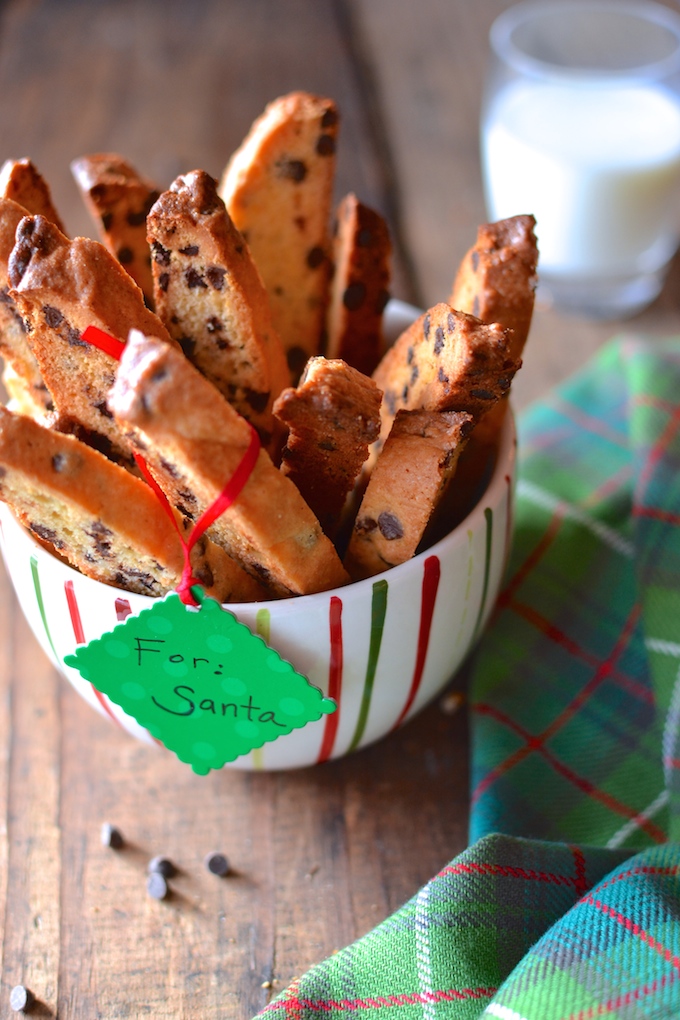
[325,194,391,376]
[449,215,538,361]
[273,356,382,537]
[219,91,339,381]
[71,153,160,308]
[372,303,520,450]
[8,215,174,467]
[0,404,262,602]
[0,159,66,234]
[0,198,52,416]
[147,170,289,451]
[109,330,350,598]
[344,408,473,580]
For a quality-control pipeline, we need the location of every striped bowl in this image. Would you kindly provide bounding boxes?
[0,410,515,771]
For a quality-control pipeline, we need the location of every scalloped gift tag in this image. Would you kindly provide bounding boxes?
[64,588,335,773]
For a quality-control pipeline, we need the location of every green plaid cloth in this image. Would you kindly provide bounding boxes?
[255,338,680,1019]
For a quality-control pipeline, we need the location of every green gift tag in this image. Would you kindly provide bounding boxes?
[64,588,335,773]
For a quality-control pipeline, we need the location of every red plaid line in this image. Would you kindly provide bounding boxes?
[565,972,679,1020]
[264,988,498,1014]
[438,859,585,890]
[584,894,680,970]
[472,702,666,842]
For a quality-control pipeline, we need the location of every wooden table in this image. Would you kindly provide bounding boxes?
[1,1,679,1016]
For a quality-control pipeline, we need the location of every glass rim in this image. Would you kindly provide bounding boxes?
[490,0,680,84]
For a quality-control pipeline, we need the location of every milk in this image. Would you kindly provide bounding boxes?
[482,80,680,276]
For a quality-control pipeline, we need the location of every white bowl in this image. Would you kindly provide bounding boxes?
[0,404,515,770]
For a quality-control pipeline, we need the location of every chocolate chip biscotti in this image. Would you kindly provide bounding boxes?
[8,215,174,467]
[0,404,261,601]
[325,193,392,377]
[0,159,66,235]
[147,169,289,452]
[371,303,520,451]
[71,153,160,308]
[449,214,538,361]
[109,330,350,598]
[219,91,339,382]
[344,408,473,579]
[273,356,382,537]
[0,198,52,417]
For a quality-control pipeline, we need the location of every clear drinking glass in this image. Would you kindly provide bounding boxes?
[481,0,680,318]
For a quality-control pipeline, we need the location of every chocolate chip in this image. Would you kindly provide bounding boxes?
[9,985,35,1012]
[158,272,170,292]
[42,304,63,329]
[94,399,114,420]
[321,107,338,128]
[146,872,169,900]
[29,523,64,549]
[185,267,207,289]
[343,282,366,311]
[101,822,124,849]
[245,389,270,414]
[447,312,456,333]
[355,516,378,535]
[117,247,134,264]
[316,134,335,156]
[194,562,214,589]
[423,314,431,339]
[178,335,196,358]
[438,367,449,383]
[406,346,414,365]
[179,244,200,256]
[206,316,223,333]
[306,246,325,269]
[101,212,114,231]
[51,453,66,473]
[151,240,171,266]
[148,855,177,878]
[470,388,496,401]
[378,511,404,540]
[204,851,230,876]
[206,266,226,290]
[473,295,480,318]
[357,228,373,247]
[67,324,86,346]
[126,210,147,227]
[471,251,479,272]
[287,345,308,378]
[318,438,337,452]
[433,327,445,355]
[410,364,419,385]
[275,158,307,182]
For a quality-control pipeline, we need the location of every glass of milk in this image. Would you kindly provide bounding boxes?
[482,0,680,318]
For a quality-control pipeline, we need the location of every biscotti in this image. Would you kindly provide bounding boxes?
[147,170,289,452]
[71,153,160,308]
[273,356,382,537]
[7,215,173,466]
[0,404,260,601]
[219,91,339,381]
[0,159,66,235]
[325,194,391,376]
[109,330,350,597]
[371,303,520,449]
[449,214,538,361]
[0,198,52,417]
[344,408,473,579]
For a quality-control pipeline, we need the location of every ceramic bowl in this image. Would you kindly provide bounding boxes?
[0,302,516,770]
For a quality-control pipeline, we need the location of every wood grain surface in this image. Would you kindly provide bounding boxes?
[0,0,678,1016]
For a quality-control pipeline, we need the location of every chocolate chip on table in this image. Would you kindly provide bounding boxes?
[100,822,124,849]
[9,985,35,1013]
[146,872,169,900]
[204,851,230,877]
[148,855,177,879]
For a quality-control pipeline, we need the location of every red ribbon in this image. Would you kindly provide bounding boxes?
[82,325,261,605]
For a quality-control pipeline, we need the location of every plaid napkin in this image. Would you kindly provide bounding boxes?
[255,337,680,1019]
